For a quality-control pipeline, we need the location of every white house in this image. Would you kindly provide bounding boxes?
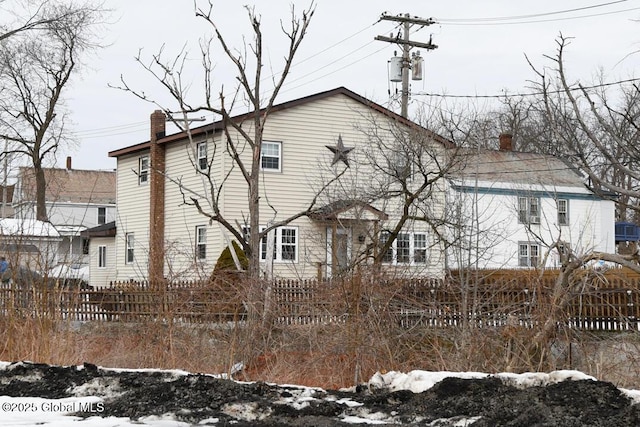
[445,134,616,270]
[103,87,450,283]
[0,217,62,269]
[13,159,116,266]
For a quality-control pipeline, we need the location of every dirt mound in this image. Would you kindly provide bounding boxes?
[0,362,639,426]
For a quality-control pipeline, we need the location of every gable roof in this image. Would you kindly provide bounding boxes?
[450,148,587,189]
[108,86,454,158]
[18,167,116,205]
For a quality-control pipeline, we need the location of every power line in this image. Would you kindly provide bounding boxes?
[437,0,639,24]
[413,77,640,100]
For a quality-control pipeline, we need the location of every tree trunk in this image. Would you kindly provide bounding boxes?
[34,161,47,221]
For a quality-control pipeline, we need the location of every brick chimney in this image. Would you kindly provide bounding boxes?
[499,133,513,151]
[149,110,166,287]
[66,156,72,170]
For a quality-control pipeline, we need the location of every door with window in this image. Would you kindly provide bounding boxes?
[326,226,351,277]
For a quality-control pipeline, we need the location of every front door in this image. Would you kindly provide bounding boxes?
[326,226,351,277]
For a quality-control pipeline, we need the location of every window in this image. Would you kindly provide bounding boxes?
[396,233,410,264]
[519,242,540,267]
[97,207,106,225]
[260,141,281,172]
[259,226,297,262]
[138,156,149,185]
[380,232,428,265]
[98,245,107,268]
[380,232,394,263]
[195,225,207,260]
[413,233,427,264]
[197,142,208,171]
[557,199,569,225]
[82,238,89,255]
[281,228,297,261]
[125,233,134,264]
[518,196,540,224]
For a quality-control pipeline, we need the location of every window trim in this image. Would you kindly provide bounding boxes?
[259,226,298,263]
[195,225,207,260]
[518,196,541,225]
[518,242,540,267]
[98,245,107,268]
[260,141,282,172]
[197,141,208,171]
[138,155,149,185]
[557,198,569,226]
[125,233,135,264]
[380,231,429,265]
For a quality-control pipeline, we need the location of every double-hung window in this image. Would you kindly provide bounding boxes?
[518,196,540,224]
[557,199,569,226]
[195,225,207,260]
[380,231,428,265]
[98,246,107,268]
[138,156,149,185]
[260,141,282,172]
[197,142,208,171]
[125,233,135,264]
[518,242,540,267]
[259,226,297,262]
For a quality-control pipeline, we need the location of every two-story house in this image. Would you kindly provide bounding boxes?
[445,134,616,269]
[13,159,116,267]
[102,87,450,284]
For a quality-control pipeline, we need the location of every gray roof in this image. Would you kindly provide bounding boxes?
[451,149,586,188]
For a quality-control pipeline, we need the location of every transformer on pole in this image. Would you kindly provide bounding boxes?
[376,13,438,118]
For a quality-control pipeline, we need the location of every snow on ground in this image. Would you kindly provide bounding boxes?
[0,361,638,426]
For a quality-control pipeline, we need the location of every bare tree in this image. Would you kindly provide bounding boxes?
[0,0,79,41]
[116,2,326,279]
[525,34,640,222]
[0,1,104,221]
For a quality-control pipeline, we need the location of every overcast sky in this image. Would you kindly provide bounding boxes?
[63,0,640,170]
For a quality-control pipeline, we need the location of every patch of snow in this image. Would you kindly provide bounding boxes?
[621,388,640,404]
[221,401,271,422]
[368,369,599,394]
[69,377,123,398]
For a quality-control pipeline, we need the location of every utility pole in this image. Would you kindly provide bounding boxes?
[375,13,438,118]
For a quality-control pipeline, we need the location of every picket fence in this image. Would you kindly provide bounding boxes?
[0,269,639,331]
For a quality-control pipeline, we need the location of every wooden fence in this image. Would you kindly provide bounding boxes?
[0,269,639,331]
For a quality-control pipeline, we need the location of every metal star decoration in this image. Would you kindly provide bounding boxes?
[325,134,354,167]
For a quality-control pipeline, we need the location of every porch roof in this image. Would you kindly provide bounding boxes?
[309,200,388,221]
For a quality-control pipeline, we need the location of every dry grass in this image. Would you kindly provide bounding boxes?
[2,270,640,390]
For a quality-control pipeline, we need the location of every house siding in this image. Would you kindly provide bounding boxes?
[446,183,615,269]
[89,236,116,288]
[115,152,151,280]
[110,90,448,281]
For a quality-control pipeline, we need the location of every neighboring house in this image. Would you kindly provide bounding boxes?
[81,221,116,287]
[0,185,15,218]
[445,134,616,270]
[0,218,62,269]
[13,159,116,266]
[104,87,450,283]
